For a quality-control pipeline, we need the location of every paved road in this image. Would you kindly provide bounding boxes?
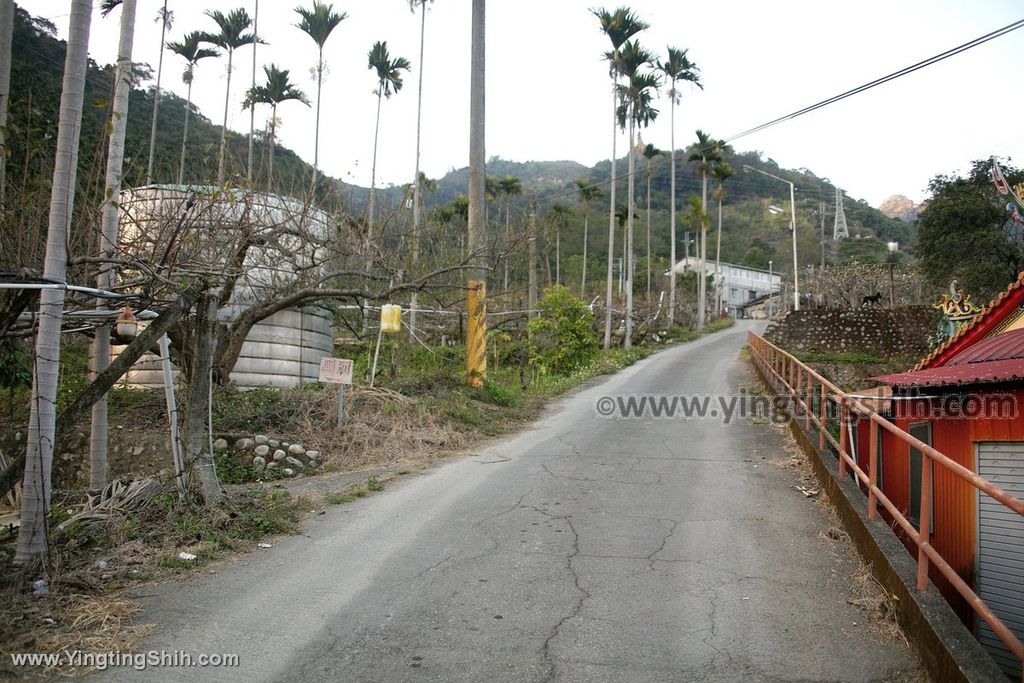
[104,321,921,682]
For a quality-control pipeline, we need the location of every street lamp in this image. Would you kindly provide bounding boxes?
[768,260,773,317]
[743,164,799,311]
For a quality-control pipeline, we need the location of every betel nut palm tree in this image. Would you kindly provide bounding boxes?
[657,46,701,326]
[593,6,647,349]
[201,8,261,186]
[243,64,310,188]
[167,32,219,184]
[575,177,602,294]
[365,40,411,237]
[294,1,347,175]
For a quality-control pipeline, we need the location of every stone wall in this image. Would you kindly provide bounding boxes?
[764,306,938,358]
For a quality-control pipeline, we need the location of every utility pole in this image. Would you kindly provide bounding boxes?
[466,0,486,387]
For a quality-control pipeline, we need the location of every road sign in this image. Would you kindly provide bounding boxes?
[319,358,353,385]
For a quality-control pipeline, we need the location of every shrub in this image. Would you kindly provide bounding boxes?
[527,285,599,376]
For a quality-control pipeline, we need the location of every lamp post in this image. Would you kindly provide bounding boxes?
[743,164,799,311]
[768,260,773,317]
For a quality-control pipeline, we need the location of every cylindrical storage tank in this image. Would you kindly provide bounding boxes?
[113,185,337,389]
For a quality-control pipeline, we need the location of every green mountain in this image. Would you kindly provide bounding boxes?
[3,5,341,275]
[4,4,909,289]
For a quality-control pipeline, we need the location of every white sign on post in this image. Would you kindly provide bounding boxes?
[319,358,354,431]
[319,358,353,385]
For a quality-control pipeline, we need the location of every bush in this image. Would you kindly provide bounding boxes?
[527,285,599,376]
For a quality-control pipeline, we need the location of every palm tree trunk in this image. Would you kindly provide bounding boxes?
[528,198,537,315]
[0,0,15,209]
[581,208,588,295]
[502,203,510,293]
[145,0,167,184]
[367,89,383,238]
[624,113,635,348]
[247,0,259,183]
[16,0,91,566]
[217,48,234,186]
[313,47,323,171]
[603,82,617,349]
[555,227,560,285]
[715,196,723,316]
[698,169,708,330]
[178,80,192,185]
[668,92,676,327]
[89,0,137,491]
[268,102,276,189]
[646,162,651,301]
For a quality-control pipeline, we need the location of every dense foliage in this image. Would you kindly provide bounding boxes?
[917,159,1024,301]
[527,285,599,375]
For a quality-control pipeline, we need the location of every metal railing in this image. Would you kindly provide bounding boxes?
[748,331,1024,679]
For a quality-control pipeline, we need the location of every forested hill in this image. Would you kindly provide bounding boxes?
[4,5,336,274]
[6,3,909,278]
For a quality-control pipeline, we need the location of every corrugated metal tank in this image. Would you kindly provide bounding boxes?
[114,185,335,389]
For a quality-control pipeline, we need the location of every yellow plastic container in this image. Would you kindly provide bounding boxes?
[380,304,402,334]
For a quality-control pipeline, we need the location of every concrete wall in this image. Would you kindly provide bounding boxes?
[765,307,938,358]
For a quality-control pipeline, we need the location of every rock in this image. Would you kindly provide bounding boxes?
[130,446,145,456]
[282,468,295,477]
[266,461,278,470]
[252,456,267,471]
[254,444,271,457]
[213,438,229,452]
[235,437,255,450]
[255,435,269,445]
[285,456,305,470]
[268,439,280,449]
[306,450,321,461]
[288,443,305,456]
[273,449,286,461]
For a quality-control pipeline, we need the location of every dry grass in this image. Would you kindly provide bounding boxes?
[0,587,151,679]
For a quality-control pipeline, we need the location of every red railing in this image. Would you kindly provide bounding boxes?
[748,331,1024,679]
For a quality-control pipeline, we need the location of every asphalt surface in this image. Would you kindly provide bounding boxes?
[100,320,921,682]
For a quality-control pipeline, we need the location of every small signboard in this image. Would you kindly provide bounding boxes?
[319,358,353,385]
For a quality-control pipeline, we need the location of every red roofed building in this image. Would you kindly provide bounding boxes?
[859,273,1024,677]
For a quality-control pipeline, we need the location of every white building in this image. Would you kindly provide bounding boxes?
[672,257,781,318]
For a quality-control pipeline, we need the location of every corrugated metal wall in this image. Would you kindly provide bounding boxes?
[976,441,1024,679]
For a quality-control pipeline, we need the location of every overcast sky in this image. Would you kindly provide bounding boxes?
[19,0,1024,207]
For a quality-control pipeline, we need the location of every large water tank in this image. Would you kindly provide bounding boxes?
[114,185,336,389]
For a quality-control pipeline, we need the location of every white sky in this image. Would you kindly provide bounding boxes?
[19,0,1024,207]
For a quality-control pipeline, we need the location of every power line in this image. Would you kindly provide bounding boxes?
[723,17,1024,145]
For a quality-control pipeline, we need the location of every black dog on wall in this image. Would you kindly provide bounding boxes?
[861,292,883,306]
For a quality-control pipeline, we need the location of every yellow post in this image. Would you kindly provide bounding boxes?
[466,279,487,387]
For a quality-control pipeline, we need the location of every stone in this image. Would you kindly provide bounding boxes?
[282,468,295,477]
[213,438,229,452]
[273,449,286,461]
[266,461,278,470]
[285,456,305,470]
[306,450,321,461]
[268,439,280,449]
[252,456,267,471]
[235,437,255,450]
[130,446,144,456]
[287,443,305,456]
[255,435,269,445]
[254,444,271,457]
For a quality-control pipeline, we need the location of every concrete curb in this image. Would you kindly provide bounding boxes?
[751,361,1006,683]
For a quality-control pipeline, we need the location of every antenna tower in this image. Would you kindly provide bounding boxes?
[833,187,849,240]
